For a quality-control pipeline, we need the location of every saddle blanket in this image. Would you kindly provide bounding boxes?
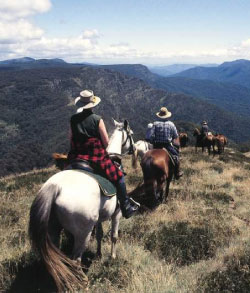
[68,162,117,197]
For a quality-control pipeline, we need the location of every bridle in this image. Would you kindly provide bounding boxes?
[122,126,135,155]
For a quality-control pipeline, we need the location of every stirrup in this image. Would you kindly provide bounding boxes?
[175,171,183,180]
[121,198,140,219]
[129,198,140,207]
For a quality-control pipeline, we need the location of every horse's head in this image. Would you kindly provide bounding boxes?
[108,119,135,156]
[122,119,135,155]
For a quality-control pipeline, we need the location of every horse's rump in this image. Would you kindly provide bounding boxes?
[179,132,188,147]
[213,134,227,154]
[141,149,171,178]
[140,148,174,205]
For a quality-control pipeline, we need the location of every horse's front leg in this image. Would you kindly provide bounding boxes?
[212,143,216,156]
[111,209,122,259]
[96,222,103,258]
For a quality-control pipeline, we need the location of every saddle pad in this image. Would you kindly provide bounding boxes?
[72,169,117,197]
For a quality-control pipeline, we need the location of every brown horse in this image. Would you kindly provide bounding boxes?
[213,134,227,154]
[140,149,174,207]
[52,153,68,170]
[193,128,214,155]
[179,132,189,148]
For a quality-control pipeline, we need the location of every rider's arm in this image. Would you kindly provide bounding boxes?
[99,119,109,148]
[172,123,180,146]
[149,123,155,143]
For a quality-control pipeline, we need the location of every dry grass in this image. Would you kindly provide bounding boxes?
[1,147,250,292]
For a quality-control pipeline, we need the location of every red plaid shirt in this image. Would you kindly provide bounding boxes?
[68,137,123,183]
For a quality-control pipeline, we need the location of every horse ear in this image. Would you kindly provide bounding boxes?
[124,120,128,130]
[113,118,119,127]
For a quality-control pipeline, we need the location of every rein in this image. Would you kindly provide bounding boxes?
[108,126,134,158]
[122,128,135,155]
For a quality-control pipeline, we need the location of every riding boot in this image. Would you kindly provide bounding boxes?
[174,158,183,180]
[116,178,140,219]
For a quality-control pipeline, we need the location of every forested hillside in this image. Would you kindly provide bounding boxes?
[1,65,250,176]
[103,64,250,118]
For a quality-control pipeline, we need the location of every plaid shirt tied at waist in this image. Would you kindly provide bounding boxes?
[68,137,123,183]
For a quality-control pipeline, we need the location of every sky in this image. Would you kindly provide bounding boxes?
[1,0,250,65]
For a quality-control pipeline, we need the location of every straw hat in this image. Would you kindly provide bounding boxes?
[156,107,172,119]
[75,90,101,113]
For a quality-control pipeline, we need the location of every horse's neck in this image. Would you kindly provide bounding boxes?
[106,129,122,155]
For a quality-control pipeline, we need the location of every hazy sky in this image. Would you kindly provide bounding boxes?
[1,0,250,65]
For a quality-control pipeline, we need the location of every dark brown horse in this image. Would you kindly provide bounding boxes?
[179,132,189,148]
[213,134,227,154]
[140,149,174,207]
[193,128,214,155]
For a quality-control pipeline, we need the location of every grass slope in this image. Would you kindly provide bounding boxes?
[1,147,250,292]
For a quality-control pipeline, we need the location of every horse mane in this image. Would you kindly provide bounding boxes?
[106,128,123,154]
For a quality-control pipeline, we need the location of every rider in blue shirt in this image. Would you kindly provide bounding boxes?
[149,107,183,180]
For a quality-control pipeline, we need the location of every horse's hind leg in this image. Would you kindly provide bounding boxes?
[111,209,121,259]
[48,210,62,248]
[165,174,173,202]
[96,222,103,258]
[72,223,95,264]
[157,176,165,203]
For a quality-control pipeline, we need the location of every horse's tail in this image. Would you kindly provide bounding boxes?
[141,155,155,181]
[29,183,88,292]
[141,155,155,198]
[132,148,138,169]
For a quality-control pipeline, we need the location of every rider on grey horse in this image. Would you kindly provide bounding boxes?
[148,107,183,180]
[68,90,140,218]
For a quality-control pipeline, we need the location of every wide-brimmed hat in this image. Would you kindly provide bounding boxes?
[75,90,101,112]
[156,107,172,119]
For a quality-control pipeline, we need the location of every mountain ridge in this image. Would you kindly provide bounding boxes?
[174,59,250,88]
[102,63,250,118]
